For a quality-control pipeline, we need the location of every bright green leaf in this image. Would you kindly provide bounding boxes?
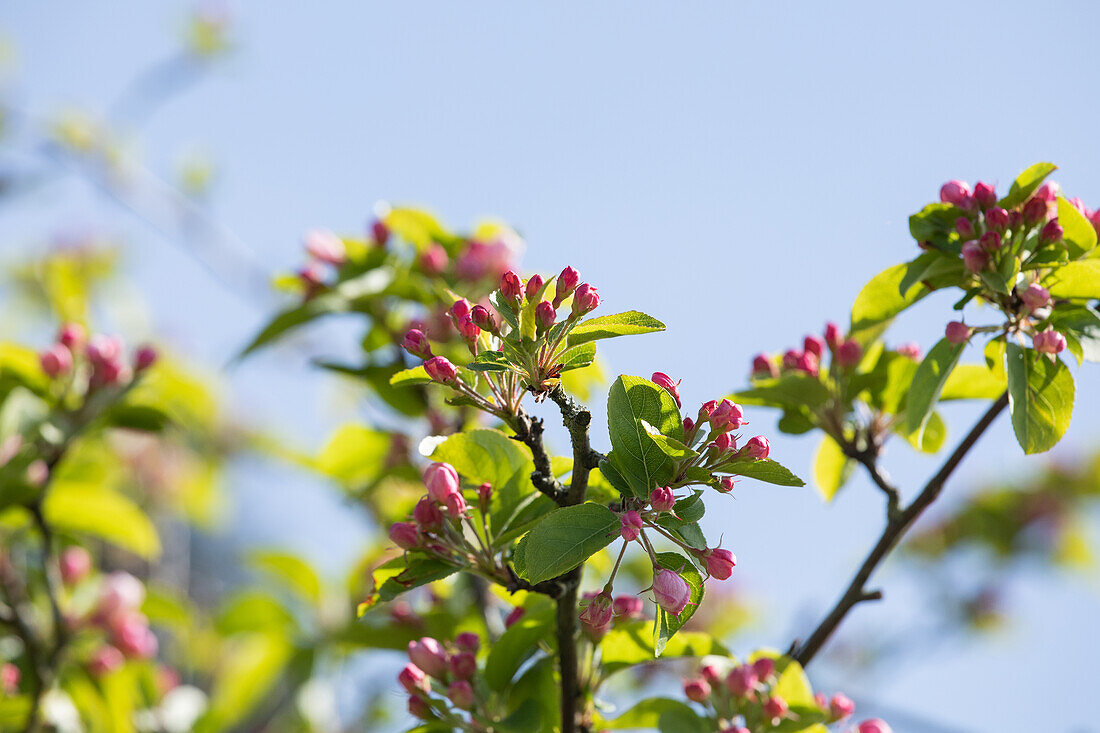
[1006,343,1075,454]
[249,551,323,605]
[999,162,1057,209]
[513,503,618,584]
[1046,260,1100,300]
[44,482,160,559]
[850,263,930,344]
[485,599,554,691]
[721,459,805,487]
[905,337,964,438]
[813,435,853,501]
[606,376,683,497]
[566,311,665,347]
[1057,196,1097,259]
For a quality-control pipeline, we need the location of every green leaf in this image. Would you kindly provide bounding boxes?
[599,621,727,677]
[467,350,512,372]
[721,458,805,487]
[489,290,520,332]
[850,263,930,344]
[905,337,965,437]
[376,557,459,603]
[813,435,853,501]
[1057,196,1097,259]
[606,376,683,497]
[999,162,1057,209]
[602,698,700,730]
[193,632,295,733]
[566,311,665,347]
[908,204,962,253]
[104,403,173,432]
[1049,305,1100,362]
[557,342,598,372]
[639,420,697,461]
[733,373,831,411]
[897,410,947,453]
[249,551,323,605]
[512,503,618,584]
[484,599,554,691]
[940,364,1007,401]
[217,592,298,635]
[383,207,452,247]
[389,365,432,387]
[315,424,393,486]
[44,482,160,559]
[653,551,703,656]
[1006,343,1074,454]
[1046,260,1100,300]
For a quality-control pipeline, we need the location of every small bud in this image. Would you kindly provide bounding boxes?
[985,206,1009,230]
[829,693,856,721]
[402,329,433,359]
[711,432,736,456]
[470,305,497,334]
[389,522,420,550]
[580,591,614,635]
[836,339,862,368]
[701,664,722,686]
[297,264,324,293]
[939,180,973,209]
[525,274,545,300]
[408,637,448,678]
[419,243,449,275]
[111,610,156,659]
[371,219,390,246]
[133,345,158,372]
[651,372,682,407]
[500,270,523,305]
[961,240,989,273]
[726,664,758,698]
[571,283,600,316]
[620,510,644,541]
[449,651,477,680]
[88,646,125,677]
[782,349,801,370]
[554,266,580,306]
[535,301,556,331]
[763,695,789,721]
[478,482,493,506]
[979,230,1002,251]
[0,663,19,694]
[1022,196,1049,225]
[304,229,346,265]
[651,568,691,616]
[443,492,468,518]
[698,400,719,420]
[424,462,461,503]
[857,720,894,733]
[1033,328,1067,355]
[1040,218,1063,244]
[796,352,820,376]
[945,321,971,345]
[455,632,481,652]
[682,416,695,434]
[408,695,432,720]
[448,680,476,710]
[40,344,73,377]
[399,664,430,694]
[804,335,825,359]
[1035,182,1059,203]
[824,322,842,350]
[457,316,481,345]
[702,548,736,580]
[955,216,974,238]
[413,496,444,530]
[752,657,776,681]
[26,459,48,487]
[99,571,145,618]
[741,435,770,460]
[58,322,86,351]
[612,595,644,619]
[60,546,92,585]
[504,607,525,628]
[751,354,778,378]
[973,181,997,209]
[896,342,921,360]
[424,356,458,384]
[683,677,711,703]
[717,476,737,493]
[650,486,676,513]
[450,298,472,322]
[709,399,744,433]
[1020,283,1051,311]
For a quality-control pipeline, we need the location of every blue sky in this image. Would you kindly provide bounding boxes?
[3,2,1100,731]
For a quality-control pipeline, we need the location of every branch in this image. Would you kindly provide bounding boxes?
[847,447,901,520]
[547,384,602,505]
[793,392,1009,667]
[513,411,567,506]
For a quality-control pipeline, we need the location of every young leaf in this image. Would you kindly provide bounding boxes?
[512,503,619,584]
[1006,343,1075,454]
[1045,260,1100,300]
[999,162,1057,209]
[44,483,161,559]
[602,698,701,730]
[467,350,512,372]
[566,311,665,347]
[489,290,520,332]
[375,557,459,603]
[557,342,597,372]
[389,366,432,387]
[905,337,965,437]
[939,364,1007,401]
[850,263,930,344]
[653,551,703,656]
[897,410,947,453]
[599,621,727,677]
[606,376,683,496]
[1057,196,1097,258]
[733,373,831,411]
[639,420,697,461]
[721,459,805,487]
[813,435,853,501]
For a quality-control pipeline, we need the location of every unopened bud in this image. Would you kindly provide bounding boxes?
[371,219,390,246]
[1023,196,1049,225]
[304,229,346,265]
[470,305,496,334]
[961,241,989,273]
[702,548,736,580]
[985,206,1009,230]
[535,300,556,332]
[407,637,448,678]
[398,664,429,694]
[741,435,770,460]
[413,496,444,530]
[58,322,86,351]
[448,680,475,710]
[612,595,643,619]
[449,651,477,680]
[620,510,644,541]
[751,354,778,378]
[1040,218,1063,244]
[525,274,545,300]
[945,321,971,345]
[717,476,737,493]
[726,664,757,698]
[579,591,614,635]
[973,181,997,209]
[824,322,842,350]
[1033,328,1067,354]
[955,217,974,239]
[389,522,420,550]
[836,340,862,368]
[59,546,92,585]
[829,693,856,721]
[804,335,825,359]
[133,345,158,372]
[1020,283,1051,311]
[683,677,711,703]
[752,657,776,681]
[40,344,73,377]
[857,719,893,733]
[939,180,973,209]
[419,243,449,275]
[763,695,789,720]
[979,230,1002,251]
[455,632,480,652]
[571,283,600,316]
[651,372,681,407]
[402,329,432,359]
[652,568,692,616]
[649,486,675,513]
[554,266,580,306]
[424,356,458,384]
[500,270,523,305]
[709,399,744,433]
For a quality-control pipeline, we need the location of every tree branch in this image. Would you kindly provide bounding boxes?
[513,411,567,506]
[793,392,1009,667]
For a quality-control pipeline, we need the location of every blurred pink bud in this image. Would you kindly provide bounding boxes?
[478,482,493,505]
[1033,328,1067,355]
[1020,283,1051,310]
[782,349,801,370]
[752,657,776,681]
[88,646,125,677]
[721,728,751,733]
[711,432,736,455]
[443,492,468,518]
[650,372,681,407]
[504,607,525,628]
[1035,182,1058,203]
[1090,209,1100,232]
[113,611,158,659]
[1,663,20,694]
[703,548,736,580]
[829,693,856,720]
[717,476,737,493]
[525,274,545,300]
[408,695,432,720]
[424,463,461,503]
[419,243,449,275]
[60,546,92,585]
[535,301,557,331]
[304,229,346,265]
[371,219,390,246]
[701,664,722,686]
[455,632,481,652]
[815,692,828,708]
[985,206,1009,230]
[620,510,644,541]
[413,496,444,530]
[58,322,86,351]
[500,270,523,304]
[555,266,580,306]
[457,316,481,344]
[399,663,429,694]
[709,399,744,433]
[424,356,458,384]
[470,305,496,333]
[824,322,842,350]
[763,695,789,720]
[683,677,711,703]
[580,591,614,635]
[571,283,600,316]
[961,241,989,273]
[896,342,921,360]
[99,572,145,618]
[133,345,158,372]
[408,637,448,678]
[652,568,691,616]
[86,335,124,366]
[726,664,757,698]
[939,180,972,209]
[945,321,971,345]
[389,522,420,550]
[402,329,432,359]
[40,344,73,377]
[836,340,862,368]
[450,298,472,321]
[682,416,695,434]
[650,486,676,513]
[297,264,324,292]
[448,680,475,710]
[613,595,644,619]
[26,459,48,487]
[796,352,820,375]
[742,435,770,460]
[449,651,477,680]
[979,231,1002,251]
[1040,218,1063,244]
[857,720,893,733]
[973,181,996,209]
[804,335,825,359]
[1022,196,1049,225]
[752,354,778,378]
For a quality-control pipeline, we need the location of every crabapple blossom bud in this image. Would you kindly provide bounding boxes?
[535,301,556,331]
[1020,283,1051,310]
[419,243,448,275]
[836,339,862,368]
[804,335,825,359]
[413,496,444,530]
[752,657,776,681]
[961,241,989,273]
[408,637,448,678]
[825,322,842,350]
[1023,196,1049,225]
[702,548,736,580]
[99,572,145,618]
[711,432,736,456]
[88,646,124,677]
[986,206,1009,230]
[979,231,1002,251]
[133,345,157,372]
[1040,218,1063,244]
[113,612,158,659]
[450,298,471,321]
[652,568,691,616]
[896,342,921,360]
[752,354,778,378]
[709,399,744,433]
[449,651,477,680]
[726,665,757,698]
[40,344,73,377]
[399,664,429,694]
[620,510,644,541]
[973,181,997,209]
[782,349,801,370]
[651,372,681,407]
[1071,196,1088,214]
[58,322,86,351]
[555,266,580,306]
[939,180,972,208]
[683,677,711,702]
[742,435,770,460]
[297,264,324,293]
[717,476,737,493]
[796,352,820,375]
[682,417,695,434]
[613,595,644,619]
[945,321,971,345]
[955,217,974,238]
[470,305,496,333]
[1033,328,1067,354]
[424,462,460,503]
[443,492,468,518]
[829,693,856,720]
[722,728,751,733]
[0,663,18,694]
[60,546,92,585]
[457,317,481,344]
[304,229,346,265]
[500,270,523,305]
[525,274,544,300]
[1091,209,1100,232]
[478,482,493,505]
[763,695,789,720]
[87,335,122,365]
[650,486,676,513]
[701,664,722,686]
[408,695,432,720]
[402,329,432,359]
[26,460,48,487]
[857,720,893,733]
[424,356,458,384]
[371,219,390,246]
[580,591,614,635]
[504,607,525,628]
[389,522,420,550]
[815,692,828,708]
[455,632,480,652]
[698,400,719,420]
[571,283,600,316]
[448,680,476,710]
[1035,182,1058,203]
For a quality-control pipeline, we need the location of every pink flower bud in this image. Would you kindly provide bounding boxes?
[945,321,971,345]
[449,651,477,679]
[1020,283,1051,311]
[525,274,545,300]
[408,695,432,720]
[408,637,448,678]
[304,229,346,265]
[803,335,825,359]
[620,510,644,541]
[709,399,744,433]
[133,345,158,372]
[985,206,1009,230]
[721,728,751,733]
[979,230,1002,251]
[939,180,973,209]
[701,664,722,686]
[424,462,461,503]
[297,264,324,292]
[648,372,683,408]
[726,664,757,698]
[58,322,86,351]
[763,695,789,720]
[973,181,996,209]
[613,595,644,619]
[0,663,19,694]
[113,611,158,659]
[571,283,600,316]
[99,572,145,619]
[1023,196,1049,225]
[652,568,691,616]
[443,492,468,518]
[836,340,862,368]
[470,305,496,333]
[580,591,614,635]
[389,522,420,550]
[478,482,492,505]
[857,719,893,733]
[60,546,92,585]
[782,349,801,370]
[717,476,737,493]
[703,548,736,580]
[683,677,711,703]
[450,298,472,322]
[1035,182,1059,203]
[457,316,481,344]
[751,354,778,378]
[682,416,695,434]
[829,693,855,720]
[504,607,525,628]
[399,663,429,694]
[824,322,842,350]
[742,435,770,460]
[424,356,458,384]
[815,692,828,708]
[698,400,719,420]
[896,342,921,360]
[554,266,580,305]
[650,486,676,513]
[26,459,48,487]
[448,680,475,710]
[1090,209,1100,233]
[413,496,444,530]
[961,240,989,273]
[962,215,978,237]
[88,646,124,677]
[1033,328,1067,355]
[500,270,523,304]
[371,219,390,246]
[796,352,820,376]
[455,632,480,652]
[751,657,776,681]
[711,432,736,456]
[402,329,432,359]
[1040,218,1063,244]
[535,301,556,331]
[40,344,73,377]
[419,243,449,275]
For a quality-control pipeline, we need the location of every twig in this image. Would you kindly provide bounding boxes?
[512,411,566,505]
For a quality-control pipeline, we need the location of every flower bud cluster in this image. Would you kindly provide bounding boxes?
[578,589,647,637]
[39,323,157,391]
[399,632,488,725]
[388,462,478,562]
[85,571,158,675]
[751,323,862,381]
